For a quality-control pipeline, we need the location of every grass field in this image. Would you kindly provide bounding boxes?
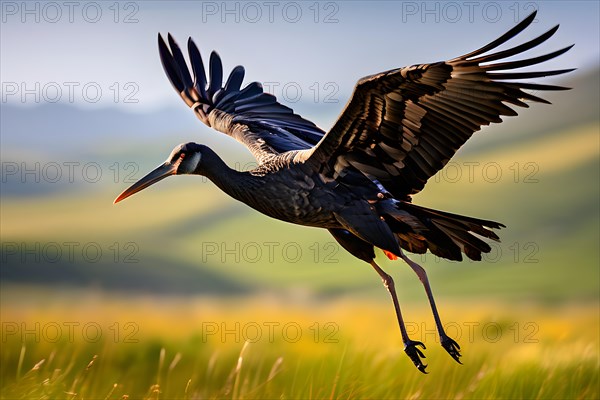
[1,291,598,399]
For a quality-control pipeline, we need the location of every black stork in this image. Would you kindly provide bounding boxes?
[114,11,573,372]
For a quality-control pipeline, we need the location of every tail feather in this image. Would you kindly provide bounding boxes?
[396,233,428,255]
[432,219,493,252]
[431,220,490,261]
[382,201,504,261]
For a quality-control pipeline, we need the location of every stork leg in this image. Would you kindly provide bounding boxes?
[370,260,428,373]
[398,249,462,364]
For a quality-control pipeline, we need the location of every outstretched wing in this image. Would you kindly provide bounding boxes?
[305,11,574,198]
[158,34,325,164]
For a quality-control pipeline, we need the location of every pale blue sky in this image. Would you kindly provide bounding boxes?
[1,1,598,113]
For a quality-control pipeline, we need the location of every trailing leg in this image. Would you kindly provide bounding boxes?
[370,260,428,373]
[399,249,462,363]
[328,228,431,372]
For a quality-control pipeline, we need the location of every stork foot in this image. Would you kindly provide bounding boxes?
[441,336,462,364]
[404,340,428,373]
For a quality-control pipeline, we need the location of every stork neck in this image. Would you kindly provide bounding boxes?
[199,149,263,202]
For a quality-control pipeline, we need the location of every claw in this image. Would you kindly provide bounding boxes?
[441,336,462,364]
[404,340,428,373]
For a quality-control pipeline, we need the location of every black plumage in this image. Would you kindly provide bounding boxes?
[115,11,573,372]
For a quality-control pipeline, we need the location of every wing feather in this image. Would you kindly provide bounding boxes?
[304,11,573,197]
[158,34,325,163]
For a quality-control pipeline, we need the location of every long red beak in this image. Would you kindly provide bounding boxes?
[113,162,177,204]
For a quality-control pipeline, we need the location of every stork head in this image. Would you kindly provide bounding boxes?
[114,142,205,204]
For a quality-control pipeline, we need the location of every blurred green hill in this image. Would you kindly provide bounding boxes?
[1,68,598,304]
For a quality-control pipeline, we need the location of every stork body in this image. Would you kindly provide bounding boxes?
[115,11,573,372]
[193,147,338,227]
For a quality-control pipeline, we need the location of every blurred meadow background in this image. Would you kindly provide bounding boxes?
[1,1,599,398]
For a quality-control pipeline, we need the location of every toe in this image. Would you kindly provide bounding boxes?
[404,340,429,373]
[441,336,462,364]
